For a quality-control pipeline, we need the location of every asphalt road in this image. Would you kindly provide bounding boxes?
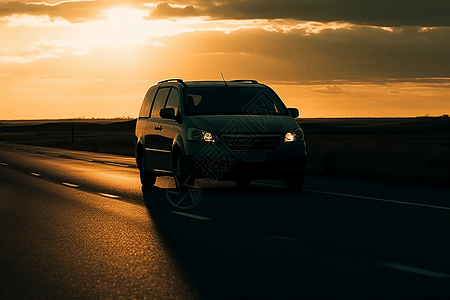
[1,142,449,299]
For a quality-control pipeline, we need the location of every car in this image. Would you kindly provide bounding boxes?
[135,78,306,191]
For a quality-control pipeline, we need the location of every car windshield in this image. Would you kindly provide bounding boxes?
[183,87,288,116]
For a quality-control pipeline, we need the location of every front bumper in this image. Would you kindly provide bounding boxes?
[184,140,306,180]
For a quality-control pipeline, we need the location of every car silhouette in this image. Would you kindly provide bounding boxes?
[135,79,306,190]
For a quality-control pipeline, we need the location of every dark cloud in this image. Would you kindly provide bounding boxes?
[4,24,450,86]
[141,26,450,83]
[146,2,200,19]
[148,0,450,27]
[2,0,449,27]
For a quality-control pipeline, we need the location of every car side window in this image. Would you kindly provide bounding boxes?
[165,88,179,116]
[138,87,157,118]
[150,87,171,119]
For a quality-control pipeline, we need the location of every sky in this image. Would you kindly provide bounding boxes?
[1,0,450,119]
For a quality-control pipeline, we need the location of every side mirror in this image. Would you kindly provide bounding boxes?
[287,108,299,118]
[160,107,176,120]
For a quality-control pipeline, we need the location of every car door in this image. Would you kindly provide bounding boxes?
[144,87,170,172]
[136,86,157,146]
[158,87,180,172]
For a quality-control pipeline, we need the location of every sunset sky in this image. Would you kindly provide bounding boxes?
[1,0,449,119]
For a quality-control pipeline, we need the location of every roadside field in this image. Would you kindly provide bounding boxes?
[0,119,136,156]
[301,117,450,185]
[1,117,448,186]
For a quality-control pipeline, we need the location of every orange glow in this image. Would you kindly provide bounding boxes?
[273,82,450,118]
[1,2,449,119]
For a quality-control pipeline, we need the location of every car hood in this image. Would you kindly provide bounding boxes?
[186,115,299,134]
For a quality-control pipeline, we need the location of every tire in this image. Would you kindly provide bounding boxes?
[283,172,304,191]
[235,178,252,188]
[173,152,195,191]
[139,155,156,186]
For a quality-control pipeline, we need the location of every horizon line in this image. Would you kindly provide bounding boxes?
[1,115,449,122]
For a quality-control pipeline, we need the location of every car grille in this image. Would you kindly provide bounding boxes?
[229,162,280,171]
[220,134,283,151]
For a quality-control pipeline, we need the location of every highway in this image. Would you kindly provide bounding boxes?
[1,142,449,299]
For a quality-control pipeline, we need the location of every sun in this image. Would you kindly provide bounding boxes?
[104,7,149,27]
[92,7,150,47]
[95,7,206,47]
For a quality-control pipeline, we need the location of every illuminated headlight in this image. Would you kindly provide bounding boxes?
[187,128,218,142]
[284,129,304,142]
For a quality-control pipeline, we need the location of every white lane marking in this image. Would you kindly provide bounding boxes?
[171,211,212,220]
[251,182,450,211]
[30,173,41,177]
[45,153,59,157]
[303,188,450,211]
[0,162,7,166]
[99,193,121,199]
[382,262,450,278]
[105,162,129,167]
[62,182,80,188]
[252,182,283,189]
[79,158,94,162]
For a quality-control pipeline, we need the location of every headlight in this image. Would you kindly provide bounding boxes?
[187,128,218,142]
[284,129,304,142]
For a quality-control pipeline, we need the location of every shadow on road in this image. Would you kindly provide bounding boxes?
[141,182,450,299]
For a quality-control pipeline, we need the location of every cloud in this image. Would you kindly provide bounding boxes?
[2,0,449,27]
[0,46,64,63]
[143,25,450,83]
[0,39,90,63]
[146,0,450,27]
[1,13,70,26]
[313,85,346,93]
[145,2,201,19]
[2,16,450,83]
[0,0,124,23]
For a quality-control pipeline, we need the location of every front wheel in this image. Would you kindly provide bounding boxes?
[173,152,195,191]
[140,156,156,186]
[283,173,304,191]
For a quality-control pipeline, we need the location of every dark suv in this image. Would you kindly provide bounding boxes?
[135,79,306,190]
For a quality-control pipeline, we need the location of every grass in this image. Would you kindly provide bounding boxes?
[0,119,137,156]
[306,134,450,185]
[300,118,450,186]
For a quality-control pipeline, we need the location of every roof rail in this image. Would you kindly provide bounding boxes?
[230,79,259,84]
[157,78,185,85]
